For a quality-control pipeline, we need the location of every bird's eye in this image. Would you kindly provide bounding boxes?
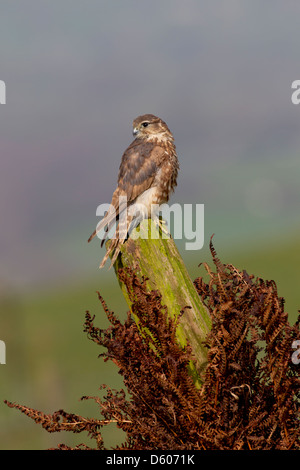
[142,122,149,128]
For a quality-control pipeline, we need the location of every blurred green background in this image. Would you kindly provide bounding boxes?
[1,1,300,449]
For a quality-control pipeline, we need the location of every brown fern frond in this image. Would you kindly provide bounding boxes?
[4,242,300,450]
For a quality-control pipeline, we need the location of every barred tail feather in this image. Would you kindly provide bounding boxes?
[99,213,133,269]
[87,194,128,244]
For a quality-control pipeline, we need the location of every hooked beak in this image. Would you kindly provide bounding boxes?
[133,127,139,136]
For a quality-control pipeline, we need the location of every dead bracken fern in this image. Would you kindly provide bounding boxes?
[5,241,300,449]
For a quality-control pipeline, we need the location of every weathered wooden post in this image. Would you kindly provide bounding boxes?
[109,219,211,387]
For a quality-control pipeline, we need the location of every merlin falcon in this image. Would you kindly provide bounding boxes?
[88,114,179,267]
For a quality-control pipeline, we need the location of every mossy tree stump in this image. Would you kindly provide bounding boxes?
[107,219,211,387]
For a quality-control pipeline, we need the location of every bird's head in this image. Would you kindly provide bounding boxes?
[132,114,173,141]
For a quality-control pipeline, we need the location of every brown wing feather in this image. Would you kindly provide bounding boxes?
[87,141,167,244]
[117,140,168,201]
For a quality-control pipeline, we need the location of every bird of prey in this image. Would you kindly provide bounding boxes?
[88,114,179,268]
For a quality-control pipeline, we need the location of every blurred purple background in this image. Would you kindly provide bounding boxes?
[1,1,300,289]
